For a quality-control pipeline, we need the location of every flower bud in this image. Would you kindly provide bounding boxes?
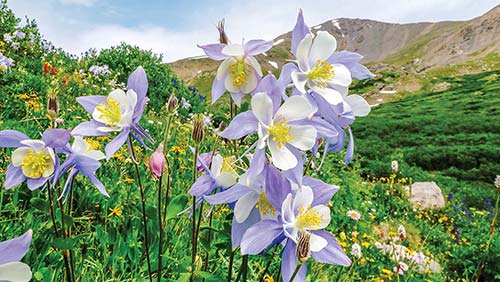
[192,114,205,144]
[391,160,398,174]
[47,95,59,119]
[218,121,227,133]
[217,19,229,45]
[167,94,178,113]
[495,175,500,192]
[149,143,165,179]
[296,232,311,263]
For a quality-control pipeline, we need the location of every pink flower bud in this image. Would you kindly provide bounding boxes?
[149,144,165,178]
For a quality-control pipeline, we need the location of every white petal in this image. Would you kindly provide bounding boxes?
[251,92,273,125]
[345,94,371,117]
[312,205,331,229]
[222,43,245,57]
[123,89,138,111]
[210,154,224,177]
[288,125,317,150]
[42,161,55,178]
[281,193,295,224]
[246,56,263,77]
[217,58,234,80]
[296,34,313,71]
[117,111,133,128]
[291,71,308,94]
[293,185,314,212]
[309,31,337,66]
[312,87,344,105]
[240,71,258,94]
[0,261,32,282]
[12,147,30,167]
[234,191,260,223]
[216,172,237,188]
[309,233,328,252]
[224,72,240,93]
[71,136,89,154]
[20,140,45,150]
[257,123,268,149]
[268,140,297,171]
[97,126,121,133]
[85,150,106,161]
[330,64,352,87]
[275,95,314,122]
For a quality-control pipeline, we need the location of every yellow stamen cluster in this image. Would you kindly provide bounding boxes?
[21,149,52,178]
[221,156,237,176]
[257,192,276,216]
[268,119,293,148]
[306,60,335,88]
[296,206,323,230]
[229,59,250,88]
[95,98,122,126]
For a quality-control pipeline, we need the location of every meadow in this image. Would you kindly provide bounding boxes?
[0,2,499,282]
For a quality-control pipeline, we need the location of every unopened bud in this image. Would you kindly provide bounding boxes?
[391,160,398,174]
[149,143,165,179]
[195,255,203,271]
[47,95,59,118]
[494,175,500,192]
[192,114,205,144]
[296,232,311,263]
[167,94,178,113]
[217,19,229,45]
[217,121,227,133]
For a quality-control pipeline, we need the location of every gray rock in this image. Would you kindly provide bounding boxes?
[405,181,445,209]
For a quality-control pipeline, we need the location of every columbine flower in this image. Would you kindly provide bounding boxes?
[149,143,165,179]
[351,243,362,259]
[0,129,70,190]
[72,66,153,159]
[199,39,272,105]
[54,136,107,198]
[347,210,361,221]
[181,97,191,109]
[240,185,350,282]
[189,153,238,197]
[0,229,33,282]
[220,92,316,170]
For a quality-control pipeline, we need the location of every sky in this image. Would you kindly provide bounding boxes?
[8,0,500,62]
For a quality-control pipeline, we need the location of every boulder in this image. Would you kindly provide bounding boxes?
[405,181,445,209]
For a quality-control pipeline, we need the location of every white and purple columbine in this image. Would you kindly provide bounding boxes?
[199,39,273,105]
[72,66,153,159]
[0,229,33,282]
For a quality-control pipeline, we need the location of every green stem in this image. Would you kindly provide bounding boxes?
[191,145,199,282]
[158,173,164,282]
[130,139,153,282]
[289,262,301,282]
[227,250,235,282]
[241,255,248,282]
[162,157,171,227]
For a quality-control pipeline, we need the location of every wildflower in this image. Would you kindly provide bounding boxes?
[53,136,107,198]
[171,146,186,155]
[351,243,362,259]
[391,160,398,173]
[108,207,122,217]
[189,153,237,198]
[220,92,316,170]
[72,66,153,159]
[89,65,110,76]
[398,225,406,241]
[149,143,165,179]
[13,31,25,39]
[166,94,178,113]
[495,175,500,191]
[347,210,361,221]
[124,178,135,184]
[0,129,70,190]
[0,229,33,282]
[240,185,350,282]
[199,38,272,105]
[181,97,191,109]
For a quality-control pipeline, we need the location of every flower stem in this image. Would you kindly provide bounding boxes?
[157,173,164,282]
[289,262,302,282]
[227,250,235,282]
[191,145,199,282]
[129,139,153,282]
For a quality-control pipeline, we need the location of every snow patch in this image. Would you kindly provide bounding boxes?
[268,61,278,69]
[380,90,397,94]
[331,20,341,30]
[273,39,284,46]
[313,25,322,30]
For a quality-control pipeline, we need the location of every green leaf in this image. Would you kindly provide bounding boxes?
[30,197,48,212]
[166,194,188,220]
[51,237,75,250]
[195,271,224,282]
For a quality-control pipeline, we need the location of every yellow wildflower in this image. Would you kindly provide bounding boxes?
[263,275,274,282]
[108,207,122,217]
[18,93,30,100]
[171,146,186,154]
[124,178,135,184]
[362,242,370,248]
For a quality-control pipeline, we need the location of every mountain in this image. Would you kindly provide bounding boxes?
[170,5,500,83]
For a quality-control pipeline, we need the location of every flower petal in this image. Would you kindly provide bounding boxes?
[345,94,370,117]
[27,177,47,191]
[246,56,263,77]
[303,176,339,206]
[288,125,317,151]
[312,204,331,229]
[0,261,32,282]
[240,219,282,255]
[11,147,30,167]
[244,40,273,56]
[293,185,314,212]
[0,229,32,265]
[104,129,129,160]
[211,75,227,104]
[291,71,308,94]
[71,120,109,137]
[268,140,297,171]
[127,66,148,105]
[240,71,258,94]
[265,164,292,211]
[331,64,352,87]
[198,43,227,60]
[281,240,307,282]
[312,87,344,105]
[275,95,314,122]
[216,172,236,188]
[291,9,310,56]
[219,110,258,140]
[232,208,260,249]
[296,33,313,71]
[4,165,26,189]
[0,130,29,148]
[234,191,260,223]
[311,230,352,266]
[251,92,273,125]
[42,129,71,149]
[310,232,328,252]
[205,184,250,205]
[76,96,106,115]
[222,43,245,57]
[217,57,234,80]
[308,31,337,66]
[188,174,216,197]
